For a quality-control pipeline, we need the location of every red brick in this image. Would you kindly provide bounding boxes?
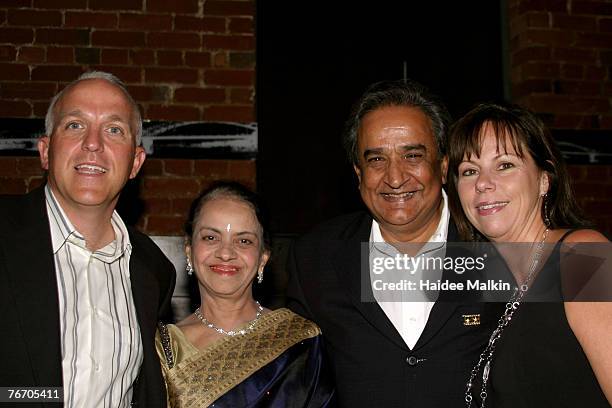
[185,51,211,67]
[92,30,145,47]
[604,82,612,96]
[520,29,574,47]
[157,50,184,66]
[174,16,226,32]
[16,158,44,176]
[0,10,5,25]
[144,197,172,213]
[119,13,172,30]
[552,14,597,31]
[147,0,198,13]
[1,82,57,99]
[0,158,17,176]
[561,63,584,79]
[204,105,253,122]
[205,69,253,86]
[525,11,550,28]
[516,0,566,14]
[75,47,100,64]
[512,45,552,67]
[164,159,194,176]
[204,1,254,16]
[193,159,229,177]
[600,115,612,128]
[0,28,34,44]
[65,12,118,29]
[171,197,193,215]
[0,46,16,61]
[33,0,87,8]
[203,35,254,50]
[552,47,597,63]
[0,100,31,117]
[573,182,610,198]
[27,177,45,191]
[213,52,227,67]
[91,65,142,83]
[512,79,552,97]
[1,0,30,6]
[140,159,163,176]
[228,160,256,185]
[101,48,129,65]
[230,88,252,104]
[145,67,198,83]
[554,80,601,95]
[584,66,606,81]
[0,177,28,194]
[146,104,201,121]
[582,199,612,216]
[127,85,170,102]
[228,17,253,33]
[0,63,29,80]
[145,215,185,236]
[228,52,254,68]
[527,95,610,114]
[8,10,62,27]
[174,87,225,103]
[573,2,612,16]
[584,165,611,179]
[17,46,44,63]
[90,0,142,10]
[35,28,90,45]
[147,32,200,49]
[130,49,155,65]
[33,102,50,117]
[552,114,599,128]
[575,32,612,47]
[31,65,83,81]
[46,47,74,63]
[567,165,586,181]
[143,177,200,197]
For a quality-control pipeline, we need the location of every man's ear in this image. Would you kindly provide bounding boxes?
[38,136,50,170]
[440,155,449,184]
[129,146,146,179]
[353,164,362,184]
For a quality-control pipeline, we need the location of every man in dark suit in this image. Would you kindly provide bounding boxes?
[287,80,495,407]
[0,71,175,407]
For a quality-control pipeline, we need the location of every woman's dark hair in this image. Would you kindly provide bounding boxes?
[184,181,271,250]
[447,102,592,241]
[343,79,451,166]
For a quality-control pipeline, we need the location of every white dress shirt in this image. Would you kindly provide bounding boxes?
[369,190,450,349]
[46,186,143,408]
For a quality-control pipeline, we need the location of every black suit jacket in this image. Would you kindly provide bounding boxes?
[287,212,499,408]
[0,187,176,407]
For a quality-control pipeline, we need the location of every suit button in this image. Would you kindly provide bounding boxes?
[406,356,418,366]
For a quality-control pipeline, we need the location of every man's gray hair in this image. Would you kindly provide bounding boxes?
[44,71,143,145]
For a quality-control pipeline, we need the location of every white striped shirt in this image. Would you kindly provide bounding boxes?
[45,185,143,408]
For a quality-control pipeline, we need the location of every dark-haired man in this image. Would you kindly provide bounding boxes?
[288,80,493,407]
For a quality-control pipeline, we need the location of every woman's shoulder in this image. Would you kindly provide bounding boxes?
[267,308,322,338]
[557,228,609,243]
[155,322,199,368]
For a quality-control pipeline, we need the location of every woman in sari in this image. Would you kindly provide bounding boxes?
[447,103,611,407]
[155,181,335,407]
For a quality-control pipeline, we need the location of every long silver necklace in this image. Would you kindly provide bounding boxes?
[465,228,549,408]
[194,301,263,336]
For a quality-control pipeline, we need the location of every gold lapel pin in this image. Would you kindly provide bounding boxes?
[462,314,481,326]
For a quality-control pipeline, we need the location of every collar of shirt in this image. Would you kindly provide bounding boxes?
[369,189,450,253]
[45,184,131,263]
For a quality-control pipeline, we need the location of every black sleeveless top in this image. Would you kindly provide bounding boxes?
[489,230,610,407]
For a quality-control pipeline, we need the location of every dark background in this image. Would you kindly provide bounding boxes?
[257,2,506,235]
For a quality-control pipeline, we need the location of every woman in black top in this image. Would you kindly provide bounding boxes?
[446,103,611,407]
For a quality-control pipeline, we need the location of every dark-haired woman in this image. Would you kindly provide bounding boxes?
[155,182,335,407]
[447,103,611,407]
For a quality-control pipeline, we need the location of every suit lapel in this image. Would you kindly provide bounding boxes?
[128,239,158,344]
[332,214,408,351]
[5,188,63,386]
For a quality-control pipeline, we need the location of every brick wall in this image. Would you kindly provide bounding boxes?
[0,1,255,236]
[507,0,612,235]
